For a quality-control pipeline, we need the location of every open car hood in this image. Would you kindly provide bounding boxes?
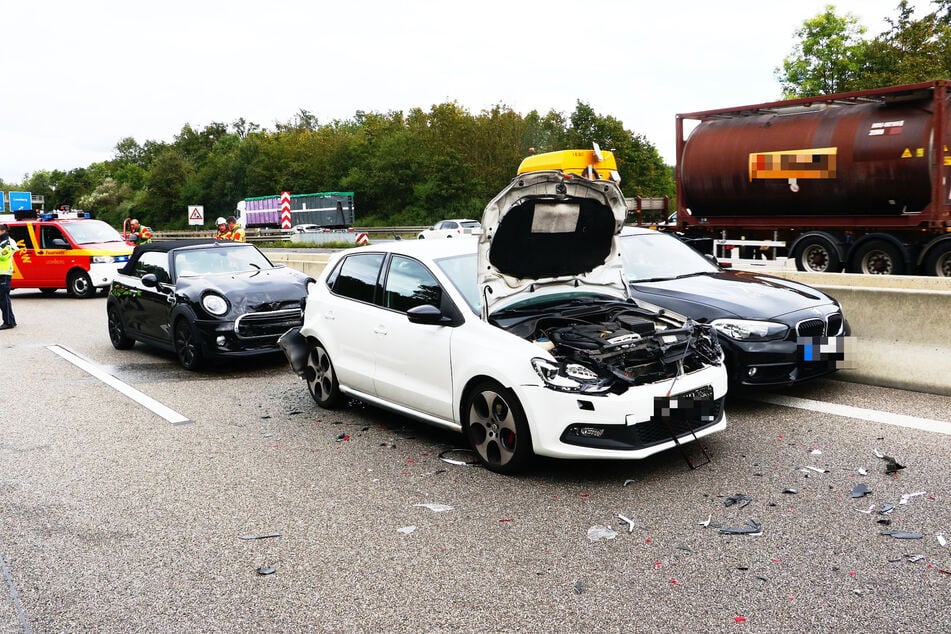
[477,171,630,315]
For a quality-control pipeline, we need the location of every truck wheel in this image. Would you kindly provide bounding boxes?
[924,242,951,277]
[849,240,905,275]
[67,271,95,298]
[793,236,840,273]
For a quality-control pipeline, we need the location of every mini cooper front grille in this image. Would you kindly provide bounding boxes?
[234,308,303,340]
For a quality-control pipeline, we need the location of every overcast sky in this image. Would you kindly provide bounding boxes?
[0,0,938,185]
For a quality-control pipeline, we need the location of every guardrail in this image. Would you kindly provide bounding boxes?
[154,226,429,243]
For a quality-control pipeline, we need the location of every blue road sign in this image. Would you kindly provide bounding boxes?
[0,192,5,212]
[9,191,32,211]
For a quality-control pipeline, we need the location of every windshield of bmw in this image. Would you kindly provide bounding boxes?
[61,220,126,244]
[174,245,274,277]
[619,233,718,282]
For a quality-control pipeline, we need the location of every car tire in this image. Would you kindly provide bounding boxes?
[924,242,951,277]
[305,341,343,408]
[793,235,840,273]
[173,318,205,370]
[107,306,135,350]
[463,379,533,474]
[417,235,425,239]
[67,271,95,298]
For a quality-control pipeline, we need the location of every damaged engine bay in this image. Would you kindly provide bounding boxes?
[491,299,723,394]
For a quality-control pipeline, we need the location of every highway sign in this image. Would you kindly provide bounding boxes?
[188,205,204,226]
[9,191,31,211]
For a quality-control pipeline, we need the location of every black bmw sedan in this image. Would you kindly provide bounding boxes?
[107,239,312,370]
[619,227,848,388]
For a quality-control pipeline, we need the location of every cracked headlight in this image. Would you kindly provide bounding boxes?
[531,358,610,393]
[711,319,788,342]
[202,293,229,316]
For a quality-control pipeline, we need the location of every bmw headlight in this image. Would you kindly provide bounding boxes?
[531,358,611,394]
[202,293,229,316]
[92,256,115,263]
[711,319,788,342]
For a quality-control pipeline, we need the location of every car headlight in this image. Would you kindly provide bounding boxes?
[202,293,229,316]
[531,358,611,393]
[711,319,788,342]
[92,256,115,263]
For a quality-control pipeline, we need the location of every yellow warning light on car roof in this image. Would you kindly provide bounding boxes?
[517,146,621,183]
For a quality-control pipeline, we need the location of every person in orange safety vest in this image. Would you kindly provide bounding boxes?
[227,216,245,242]
[128,219,153,244]
[214,217,232,240]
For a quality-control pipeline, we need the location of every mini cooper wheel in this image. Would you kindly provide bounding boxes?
[463,379,533,474]
[107,306,135,350]
[67,271,95,298]
[305,342,342,408]
[174,319,204,370]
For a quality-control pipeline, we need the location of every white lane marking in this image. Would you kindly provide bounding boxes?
[0,548,32,634]
[48,345,191,425]
[751,393,951,436]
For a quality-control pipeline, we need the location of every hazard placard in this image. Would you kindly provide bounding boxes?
[188,205,204,226]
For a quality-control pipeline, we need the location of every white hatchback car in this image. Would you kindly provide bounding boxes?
[417,218,481,239]
[281,171,728,473]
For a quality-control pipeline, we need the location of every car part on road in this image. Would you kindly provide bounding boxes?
[256,565,276,575]
[414,503,453,512]
[617,514,636,533]
[396,526,417,535]
[586,525,618,541]
[880,531,923,539]
[899,491,926,505]
[850,483,872,498]
[719,519,762,535]
[437,448,481,466]
[724,493,753,508]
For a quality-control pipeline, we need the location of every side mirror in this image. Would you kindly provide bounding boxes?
[704,253,721,268]
[141,273,158,288]
[407,304,450,325]
[51,238,70,248]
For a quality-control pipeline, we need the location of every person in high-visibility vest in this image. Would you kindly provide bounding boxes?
[214,217,232,241]
[128,219,153,244]
[227,217,245,242]
[0,223,19,330]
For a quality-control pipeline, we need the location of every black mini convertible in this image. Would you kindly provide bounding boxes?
[106,239,312,370]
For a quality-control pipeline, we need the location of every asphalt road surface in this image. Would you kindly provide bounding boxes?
[2,289,949,633]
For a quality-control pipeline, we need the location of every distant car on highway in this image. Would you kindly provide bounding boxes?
[417,219,480,239]
[619,226,848,388]
[107,239,311,370]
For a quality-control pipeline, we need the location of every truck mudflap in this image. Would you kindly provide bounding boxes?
[278,327,309,377]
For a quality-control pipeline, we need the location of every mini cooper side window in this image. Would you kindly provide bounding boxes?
[136,251,172,283]
[383,255,442,313]
[332,253,384,303]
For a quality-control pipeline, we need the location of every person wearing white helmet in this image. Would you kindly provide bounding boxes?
[214,217,231,240]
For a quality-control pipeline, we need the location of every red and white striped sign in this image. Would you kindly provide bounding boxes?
[355,232,369,245]
[280,191,292,229]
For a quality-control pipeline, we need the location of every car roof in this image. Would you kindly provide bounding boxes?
[130,239,251,253]
[338,237,477,261]
[620,225,662,236]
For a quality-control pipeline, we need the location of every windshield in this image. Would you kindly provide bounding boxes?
[435,253,479,313]
[618,232,718,281]
[174,245,274,277]
[61,220,126,245]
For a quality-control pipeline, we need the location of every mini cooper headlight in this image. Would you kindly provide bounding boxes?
[711,319,788,342]
[531,358,611,394]
[202,293,229,316]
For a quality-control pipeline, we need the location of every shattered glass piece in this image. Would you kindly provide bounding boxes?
[415,503,454,512]
[437,449,481,466]
[850,483,872,498]
[573,579,586,594]
[238,532,282,540]
[256,566,276,576]
[899,491,926,505]
[397,526,417,535]
[587,525,618,541]
[905,554,925,563]
[880,531,924,539]
[724,493,753,508]
[878,503,895,515]
[782,488,798,495]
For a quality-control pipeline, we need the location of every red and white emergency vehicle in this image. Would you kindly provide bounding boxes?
[1,212,134,297]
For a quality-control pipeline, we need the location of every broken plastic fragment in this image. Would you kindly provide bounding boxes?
[899,491,925,505]
[415,503,454,512]
[256,566,276,576]
[724,493,753,508]
[803,466,828,474]
[881,530,924,539]
[877,519,892,526]
[873,449,885,458]
[905,554,925,563]
[396,526,417,535]
[857,505,876,514]
[699,514,712,528]
[676,545,694,552]
[936,534,948,548]
[617,514,636,533]
[587,525,618,541]
[719,519,762,536]
[623,479,636,487]
[238,532,282,540]
[782,488,798,495]
[809,448,822,455]
[850,483,872,498]
[437,449,481,466]
[878,503,895,515]
[573,579,586,594]
[857,467,868,476]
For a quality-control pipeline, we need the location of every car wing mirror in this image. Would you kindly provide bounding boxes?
[703,253,723,269]
[51,238,70,248]
[407,304,450,325]
[141,273,173,293]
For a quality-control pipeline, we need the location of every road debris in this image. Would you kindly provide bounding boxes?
[857,467,868,476]
[905,554,925,563]
[802,466,828,474]
[881,530,924,539]
[699,514,712,528]
[719,519,762,536]
[573,579,586,594]
[899,491,926,505]
[414,503,454,512]
[617,514,636,533]
[937,534,948,548]
[587,525,618,541]
[397,526,417,535]
[256,565,276,576]
[873,449,905,474]
[850,483,872,498]
[782,488,799,495]
[878,503,896,514]
[857,505,876,514]
[723,493,753,508]
[623,479,636,487]
[238,532,282,540]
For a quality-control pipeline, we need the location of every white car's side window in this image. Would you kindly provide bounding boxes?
[383,255,442,313]
[331,253,384,304]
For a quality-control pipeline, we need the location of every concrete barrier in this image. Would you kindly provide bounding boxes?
[264,249,951,396]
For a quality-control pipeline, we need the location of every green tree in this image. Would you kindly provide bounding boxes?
[862,1,951,86]
[777,5,869,97]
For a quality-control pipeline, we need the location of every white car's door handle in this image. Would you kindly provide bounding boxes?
[373,326,387,335]
[324,311,335,320]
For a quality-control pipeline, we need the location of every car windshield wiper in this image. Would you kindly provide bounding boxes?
[631,271,712,283]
